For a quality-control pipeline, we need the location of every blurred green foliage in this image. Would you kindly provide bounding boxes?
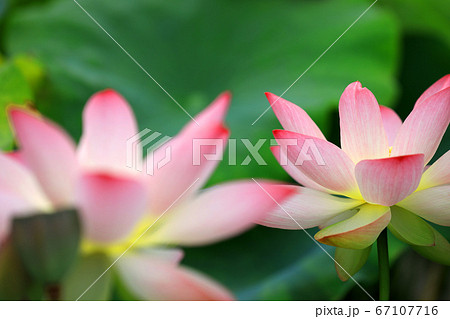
[0,61,32,150]
[0,0,448,300]
[382,0,450,48]
[0,53,44,149]
[4,0,399,182]
[62,253,113,301]
[0,241,30,300]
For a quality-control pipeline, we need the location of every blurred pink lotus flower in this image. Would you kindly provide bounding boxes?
[0,90,294,300]
[261,75,450,278]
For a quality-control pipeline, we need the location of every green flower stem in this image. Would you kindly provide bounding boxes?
[377,229,390,301]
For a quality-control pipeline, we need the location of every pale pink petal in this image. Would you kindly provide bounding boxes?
[78,89,139,174]
[147,94,231,214]
[397,185,450,226]
[151,181,295,246]
[138,248,184,264]
[339,82,389,163]
[391,87,450,164]
[417,150,450,191]
[0,153,48,241]
[415,74,450,108]
[117,250,233,301]
[380,105,402,146]
[0,153,50,209]
[259,186,364,229]
[5,151,27,167]
[271,146,329,193]
[355,154,424,206]
[273,130,361,198]
[76,173,148,243]
[314,204,391,249]
[8,108,77,207]
[266,92,325,139]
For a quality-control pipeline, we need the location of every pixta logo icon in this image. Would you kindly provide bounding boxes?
[126,129,172,176]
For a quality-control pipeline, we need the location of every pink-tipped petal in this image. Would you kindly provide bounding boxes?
[391,88,450,164]
[271,146,329,192]
[355,154,424,206]
[191,91,230,127]
[78,89,139,174]
[266,93,325,139]
[9,109,77,207]
[172,91,230,137]
[273,130,360,198]
[415,74,450,108]
[397,185,450,226]
[152,181,295,246]
[380,105,402,146]
[0,153,50,210]
[117,251,234,301]
[76,173,148,243]
[339,82,389,163]
[147,94,231,214]
[314,204,391,249]
[417,150,450,191]
[259,186,364,230]
[5,151,27,167]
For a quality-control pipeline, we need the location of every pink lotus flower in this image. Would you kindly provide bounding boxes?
[0,90,294,300]
[261,76,450,278]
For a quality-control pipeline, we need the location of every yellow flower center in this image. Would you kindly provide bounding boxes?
[81,216,161,257]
